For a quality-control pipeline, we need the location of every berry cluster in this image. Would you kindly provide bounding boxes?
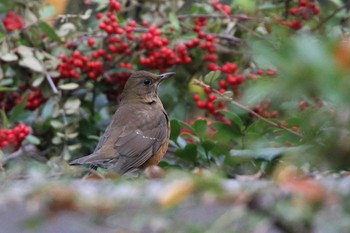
[192,68,243,116]
[193,90,224,114]
[21,88,45,110]
[252,99,279,118]
[289,0,320,20]
[139,25,176,71]
[190,14,250,118]
[60,0,199,83]
[138,24,194,71]
[298,99,323,111]
[0,87,45,112]
[58,51,103,79]
[277,0,320,30]
[55,0,280,122]
[57,0,128,82]
[2,11,24,31]
[193,17,216,60]
[0,123,30,149]
[211,0,231,15]
[245,68,278,80]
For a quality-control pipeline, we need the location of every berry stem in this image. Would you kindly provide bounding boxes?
[312,2,350,32]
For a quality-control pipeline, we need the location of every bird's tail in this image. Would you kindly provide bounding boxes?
[69,155,99,171]
[69,154,93,165]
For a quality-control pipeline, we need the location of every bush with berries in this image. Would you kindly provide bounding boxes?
[1,0,350,175]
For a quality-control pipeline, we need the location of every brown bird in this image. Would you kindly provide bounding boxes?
[70,70,175,175]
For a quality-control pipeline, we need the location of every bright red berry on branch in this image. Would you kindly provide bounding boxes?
[2,11,24,31]
[87,38,95,46]
[0,123,30,150]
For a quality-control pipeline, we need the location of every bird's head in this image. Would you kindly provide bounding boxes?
[121,71,175,102]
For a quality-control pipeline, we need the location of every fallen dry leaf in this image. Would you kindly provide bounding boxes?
[281,178,326,204]
[157,179,195,208]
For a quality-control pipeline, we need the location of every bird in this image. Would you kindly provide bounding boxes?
[70,70,175,175]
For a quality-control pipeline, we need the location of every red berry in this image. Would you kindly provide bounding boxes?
[287,19,302,30]
[193,93,200,101]
[96,12,103,19]
[265,68,277,76]
[207,102,216,113]
[72,50,81,58]
[219,79,227,88]
[204,86,211,94]
[208,93,217,102]
[289,7,298,15]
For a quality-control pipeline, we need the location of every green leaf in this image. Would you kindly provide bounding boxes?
[32,74,45,87]
[0,53,18,62]
[201,140,215,152]
[25,135,41,145]
[192,119,207,139]
[175,143,197,162]
[64,98,81,114]
[218,110,243,130]
[178,120,195,134]
[233,0,255,13]
[58,83,79,90]
[19,57,44,73]
[17,45,33,57]
[204,71,221,84]
[10,93,28,120]
[68,144,82,151]
[212,122,241,140]
[39,22,61,42]
[0,79,13,86]
[245,120,270,134]
[0,109,8,128]
[0,39,9,55]
[222,91,233,98]
[169,12,180,30]
[170,119,181,141]
[50,120,64,129]
[41,98,58,119]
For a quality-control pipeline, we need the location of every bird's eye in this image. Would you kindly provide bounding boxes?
[143,79,151,85]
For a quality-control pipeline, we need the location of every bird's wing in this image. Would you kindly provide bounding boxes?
[69,115,118,167]
[93,122,112,153]
[70,103,169,173]
[111,108,168,173]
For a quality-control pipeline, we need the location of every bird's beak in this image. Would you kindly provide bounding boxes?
[158,72,176,82]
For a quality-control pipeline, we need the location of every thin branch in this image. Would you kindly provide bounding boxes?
[192,79,302,138]
[208,33,241,43]
[40,60,59,95]
[312,2,350,32]
[176,14,261,21]
[45,72,58,94]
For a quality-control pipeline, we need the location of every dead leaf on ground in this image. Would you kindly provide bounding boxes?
[158,179,195,208]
